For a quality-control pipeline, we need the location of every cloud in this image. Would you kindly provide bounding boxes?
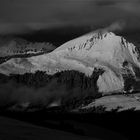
[0,23,28,34]
[0,79,84,109]
[105,20,126,32]
[119,3,140,16]
[0,0,139,35]
[0,23,66,35]
[0,80,63,107]
[94,0,117,6]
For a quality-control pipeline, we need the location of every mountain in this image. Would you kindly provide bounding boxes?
[0,30,140,94]
[0,37,56,60]
[1,30,140,111]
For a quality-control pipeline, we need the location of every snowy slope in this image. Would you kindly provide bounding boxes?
[0,31,140,94]
[80,93,140,112]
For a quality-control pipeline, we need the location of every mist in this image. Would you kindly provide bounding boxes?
[0,78,90,109]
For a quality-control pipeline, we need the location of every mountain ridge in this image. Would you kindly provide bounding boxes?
[0,37,56,58]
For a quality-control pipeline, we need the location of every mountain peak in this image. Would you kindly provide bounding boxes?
[54,31,130,56]
[53,31,116,52]
[53,31,136,63]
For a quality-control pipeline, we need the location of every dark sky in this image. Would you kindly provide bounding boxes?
[0,0,140,41]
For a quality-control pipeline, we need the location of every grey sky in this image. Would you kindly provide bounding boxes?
[0,0,140,34]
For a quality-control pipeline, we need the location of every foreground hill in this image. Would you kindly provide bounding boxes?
[0,116,101,140]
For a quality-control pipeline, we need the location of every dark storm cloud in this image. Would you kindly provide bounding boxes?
[0,0,140,34]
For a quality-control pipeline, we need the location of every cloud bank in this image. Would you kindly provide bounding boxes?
[0,0,140,35]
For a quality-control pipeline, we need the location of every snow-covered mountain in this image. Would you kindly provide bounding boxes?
[0,30,140,95]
